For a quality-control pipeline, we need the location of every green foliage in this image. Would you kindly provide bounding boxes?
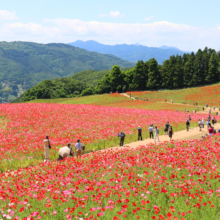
[95,47,220,93]
[21,78,88,101]
[0,41,134,102]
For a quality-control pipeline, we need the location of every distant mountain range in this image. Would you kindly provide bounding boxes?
[69,40,188,64]
[0,41,134,102]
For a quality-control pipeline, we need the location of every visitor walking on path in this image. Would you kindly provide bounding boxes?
[75,139,82,159]
[137,126,142,141]
[212,115,216,125]
[206,119,211,129]
[186,120,190,131]
[43,136,51,162]
[202,118,205,128]
[164,122,170,135]
[118,131,125,146]
[148,125,154,139]
[188,114,191,127]
[154,126,160,143]
[198,119,203,131]
[168,126,174,141]
[58,143,73,161]
[208,126,214,136]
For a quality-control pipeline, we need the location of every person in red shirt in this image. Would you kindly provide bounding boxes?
[208,126,214,136]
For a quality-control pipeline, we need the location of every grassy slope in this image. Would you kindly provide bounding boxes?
[28,94,197,112]
[127,83,220,106]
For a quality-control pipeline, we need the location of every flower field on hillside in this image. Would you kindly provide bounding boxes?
[0,103,210,171]
[127,83,220,106]
[1,135,220,219]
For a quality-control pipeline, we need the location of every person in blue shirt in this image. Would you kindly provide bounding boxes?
[148,125,154,139]
[164,122,170,135]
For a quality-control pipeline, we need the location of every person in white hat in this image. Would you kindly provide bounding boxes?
[137,126,142,140]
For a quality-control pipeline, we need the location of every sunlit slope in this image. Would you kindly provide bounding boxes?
[28,93,197,112]
[127,83,220,106]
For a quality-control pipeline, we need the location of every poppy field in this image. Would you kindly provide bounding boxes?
[127,83,220,106]
[1,134,220,219]
[0,103,208,171]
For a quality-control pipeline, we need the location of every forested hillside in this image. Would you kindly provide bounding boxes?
[17,47,220,102]
[96,47,220,93]
[0,41,134,102]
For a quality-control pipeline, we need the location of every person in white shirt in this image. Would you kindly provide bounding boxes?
[201,118,205,128]
[148,125,153,139]
[154,126,160,143]
[75,139,82,159]
[43,136,51,162]
[198,119,203,131]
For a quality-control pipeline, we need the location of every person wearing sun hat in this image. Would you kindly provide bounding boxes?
[137,126,142,141]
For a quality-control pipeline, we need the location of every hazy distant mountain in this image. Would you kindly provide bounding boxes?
[69,40,187,64]
[159,45,181,51]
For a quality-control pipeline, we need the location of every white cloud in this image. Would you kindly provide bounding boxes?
[1,18,220,51]
[144,16,154,21]
[99,14,107,17]
[109,11,124,18]
[0,10,16,20]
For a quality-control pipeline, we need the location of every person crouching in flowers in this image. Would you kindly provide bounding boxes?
[58,143,73,161]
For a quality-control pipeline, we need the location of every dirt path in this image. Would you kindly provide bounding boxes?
[121,123,220,148]
[121,93,136,100]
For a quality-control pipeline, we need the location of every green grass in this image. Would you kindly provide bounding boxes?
[28,94,199,113]
[28,94,129,105]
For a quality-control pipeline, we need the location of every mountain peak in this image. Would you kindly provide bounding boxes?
[159,45,180,51]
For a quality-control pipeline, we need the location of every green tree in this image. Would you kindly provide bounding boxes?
[173,55,183,88]
[183,52,195,87]
[207,52,219,83]
[131,60,148,90]
[146,58,161,89]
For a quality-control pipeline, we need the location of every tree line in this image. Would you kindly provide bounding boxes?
[16,47,220,102]
[96,47,220,93]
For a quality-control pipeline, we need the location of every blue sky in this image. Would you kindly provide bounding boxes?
[0,0,220,51]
